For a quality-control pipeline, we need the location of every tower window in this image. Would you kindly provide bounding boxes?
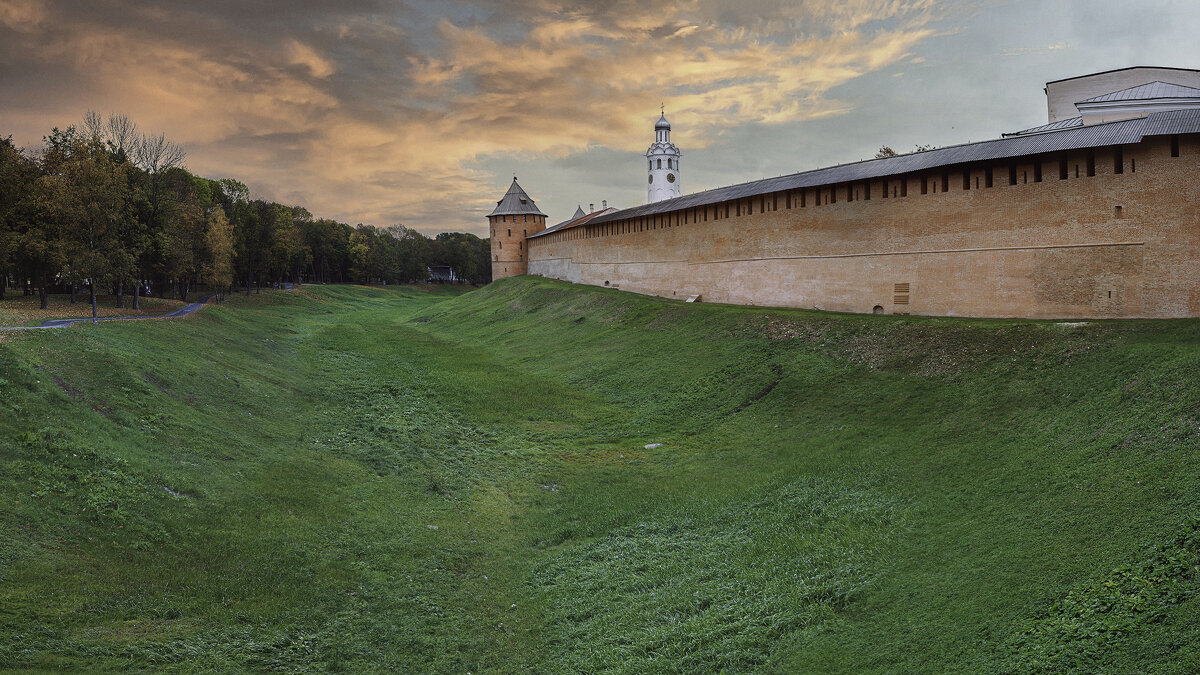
[657,158,662,168]
[507,229,511,236]
[1113,146,1124,174]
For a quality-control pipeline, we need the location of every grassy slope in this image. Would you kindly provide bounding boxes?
[1,278,1198,672]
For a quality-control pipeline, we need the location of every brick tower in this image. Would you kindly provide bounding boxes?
[488,177,547,280]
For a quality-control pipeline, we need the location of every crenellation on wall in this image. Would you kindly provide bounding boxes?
[528,132,1199,318]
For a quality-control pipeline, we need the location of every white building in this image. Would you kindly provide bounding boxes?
[646,112,681,203]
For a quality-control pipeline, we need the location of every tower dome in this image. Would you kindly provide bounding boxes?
[646,110,681,204]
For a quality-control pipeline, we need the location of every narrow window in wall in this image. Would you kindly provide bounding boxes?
[725,203,730,218]
[975,176,980,189]
[882,179,889,198]
[1059,154,1069,180]
[801,190,807,207]
[760,195,765,212]
[1034,161,1042,183]
[1022,170,1027,184]
[831,186,837,204]
[1087,150,1096,176]
[773,194,778,211]
[900,178,907,197]
[523,229,526,236]
[657,158,662,168]
[921,175,928,195]
[964,170,971,190]
[524,215,528,222]
[864,182,871,200]
[1008,165,1017,185]
[1171,135,1181,157]
[736,201,742,217]
[786,192,792,209]
[941,172,949,192]
[1113,147,1124,174]
[518,241,522,249]
[1075,164,1080,178]
[1131,157,1136,173]
[847,184,854,202]
[508,229,511,236]
[986,167,994,188]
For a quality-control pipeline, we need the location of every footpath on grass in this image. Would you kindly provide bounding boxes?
[0,295,215,329]
[0,283,297,330]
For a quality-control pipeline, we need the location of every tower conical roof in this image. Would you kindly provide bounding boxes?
[655,113,671,130]
[487,177,547,217]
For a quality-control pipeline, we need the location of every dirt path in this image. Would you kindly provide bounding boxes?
[0,295,215,330]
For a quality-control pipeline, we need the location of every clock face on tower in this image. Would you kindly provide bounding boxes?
[667,173,676,183]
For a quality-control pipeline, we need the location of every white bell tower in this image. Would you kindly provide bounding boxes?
[646,107,681,203]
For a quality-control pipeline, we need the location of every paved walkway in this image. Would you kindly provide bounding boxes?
[0,294,215,330]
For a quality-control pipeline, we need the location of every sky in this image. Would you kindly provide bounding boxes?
[2,0,1200,236]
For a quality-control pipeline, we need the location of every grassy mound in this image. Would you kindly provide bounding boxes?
[1,277,1198,672]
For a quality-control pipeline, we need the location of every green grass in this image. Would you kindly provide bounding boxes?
[1,277,1198,672]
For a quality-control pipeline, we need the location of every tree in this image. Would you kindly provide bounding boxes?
[51,132,133,322]
[875,146,898,158]
[203,206,234,301]
[0,137,39,301]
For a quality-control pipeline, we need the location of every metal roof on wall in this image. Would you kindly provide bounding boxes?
[583,109,1196,226]
[1078,81,1200,103]
[529,207,618,239]
[1004,117,1084,136]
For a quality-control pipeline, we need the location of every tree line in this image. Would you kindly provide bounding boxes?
[0,112,490,320]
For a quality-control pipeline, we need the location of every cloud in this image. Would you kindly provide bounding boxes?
[0,0,952,234]
[286,39,337,79]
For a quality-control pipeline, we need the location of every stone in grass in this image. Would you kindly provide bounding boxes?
[644,443,664,449]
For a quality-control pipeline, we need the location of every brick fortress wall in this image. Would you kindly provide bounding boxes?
[527,135,1200,319]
